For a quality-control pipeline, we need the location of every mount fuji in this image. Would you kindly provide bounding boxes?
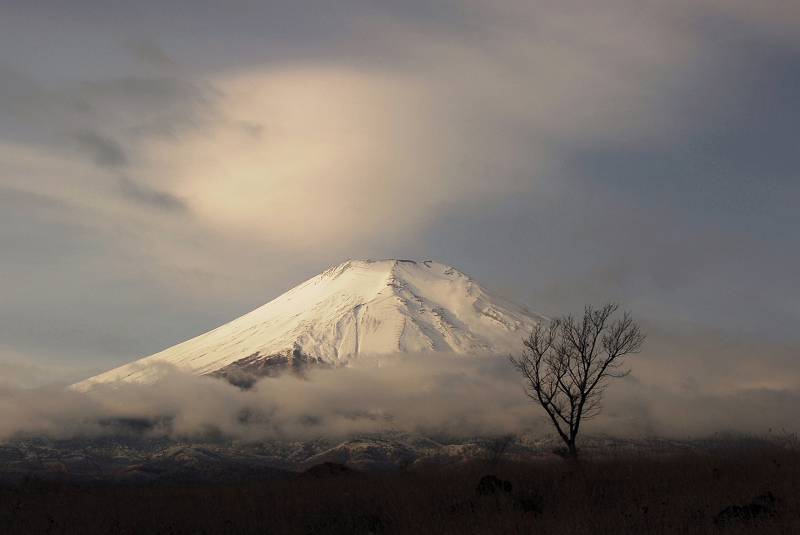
[75,259,543,390]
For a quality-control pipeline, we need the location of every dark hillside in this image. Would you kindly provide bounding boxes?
[1,445,798,534]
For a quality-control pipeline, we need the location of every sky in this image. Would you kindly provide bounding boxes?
[0,0,799,430]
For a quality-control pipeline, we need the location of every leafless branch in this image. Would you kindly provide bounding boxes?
[509,303,645,458]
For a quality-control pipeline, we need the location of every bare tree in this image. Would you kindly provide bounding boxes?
[510,303,645,458]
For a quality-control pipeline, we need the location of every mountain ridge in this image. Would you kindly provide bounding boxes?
[74,259,543,390]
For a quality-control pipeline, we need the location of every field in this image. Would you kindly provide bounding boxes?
[1,442,798,534]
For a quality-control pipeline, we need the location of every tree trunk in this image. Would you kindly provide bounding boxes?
[566,438,578,459]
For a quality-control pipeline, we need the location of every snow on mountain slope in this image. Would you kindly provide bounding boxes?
[74,259,543,390]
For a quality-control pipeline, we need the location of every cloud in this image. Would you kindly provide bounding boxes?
[73,129,128,168]
[0,355,72,390]
[142,68,475,249]
[0,355,532,441]
[126,38,175,67]
[67,125,188,209]
[1,0,791,257]
[118,176,186,211]
[700,0,800,47]
[124,0,750,253]
[0,65,211,193]
[0,351,797,443]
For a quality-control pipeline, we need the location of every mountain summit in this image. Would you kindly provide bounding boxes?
[75,260,542,389]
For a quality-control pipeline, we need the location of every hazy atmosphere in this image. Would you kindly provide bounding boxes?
[1,0,799,439]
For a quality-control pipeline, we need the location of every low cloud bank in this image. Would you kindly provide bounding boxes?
[0,354,798,443]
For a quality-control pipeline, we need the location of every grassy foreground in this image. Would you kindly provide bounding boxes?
[1,445,798,534]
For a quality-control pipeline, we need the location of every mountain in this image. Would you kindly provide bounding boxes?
[74,259,543,390]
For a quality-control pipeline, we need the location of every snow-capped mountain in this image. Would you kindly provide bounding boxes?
[75,259,542,390]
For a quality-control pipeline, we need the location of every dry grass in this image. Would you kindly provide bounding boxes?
[1,445,798,534]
